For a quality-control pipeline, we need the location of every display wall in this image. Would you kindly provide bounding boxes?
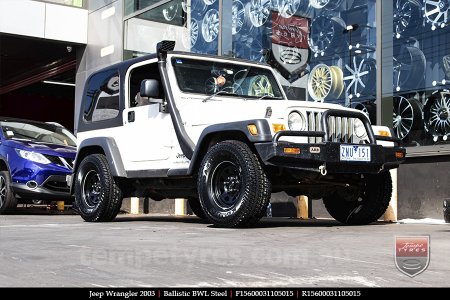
[123,0,450,155]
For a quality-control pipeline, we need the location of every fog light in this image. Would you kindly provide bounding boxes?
[284,147,301,155]
[26,181,38,189]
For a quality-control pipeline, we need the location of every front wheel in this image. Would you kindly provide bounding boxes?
[323,172,392,225]
[0,171,17,214]
[197,141,271,228]
[74,154,123,222]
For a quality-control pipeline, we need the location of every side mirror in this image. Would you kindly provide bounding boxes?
[140,79,160,98]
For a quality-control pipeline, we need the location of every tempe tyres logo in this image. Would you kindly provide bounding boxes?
[395,236,430,277]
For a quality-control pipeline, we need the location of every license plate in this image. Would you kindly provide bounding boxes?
[340,145,371,162]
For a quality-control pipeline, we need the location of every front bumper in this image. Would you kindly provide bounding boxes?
[255,109,406,174]
[255,140,405,174]
[11,175,73,201]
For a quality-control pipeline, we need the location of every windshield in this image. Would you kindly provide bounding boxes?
[172,57,284,100]
[1,120,77,147]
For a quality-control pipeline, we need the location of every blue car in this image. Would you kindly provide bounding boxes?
[0,118,76,214]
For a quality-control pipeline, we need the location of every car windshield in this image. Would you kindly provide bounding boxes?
[0,120,76,147]
[172,57,284,100]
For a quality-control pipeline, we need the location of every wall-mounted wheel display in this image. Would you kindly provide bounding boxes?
[163,3,179,21]
[191,0,208,17]
[272,0,301,18]
[310,0,344,10]
[344,56,377,98]
[309,15,346,57]
[248,75,274,97]
[393,45,426,92]
[351,101,376,124]
[424,91,450,142]
[393,0,422,39]
[308,64,344,102]
[203,0,217,5]
[202,9,219,42]
[190,19,199,48]
[393,96,423,140]
[245,0,271,28]
[424,0,450,30]
[232,0,245,35]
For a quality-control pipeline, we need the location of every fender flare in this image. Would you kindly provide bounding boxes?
[187,119,272,174]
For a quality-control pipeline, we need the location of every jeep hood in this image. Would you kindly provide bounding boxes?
[179,99,346,127]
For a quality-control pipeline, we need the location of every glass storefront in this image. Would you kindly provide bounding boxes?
[123,0,450,155]
[36,0,84,8]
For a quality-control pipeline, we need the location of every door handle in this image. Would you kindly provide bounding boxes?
[128,111,135,123]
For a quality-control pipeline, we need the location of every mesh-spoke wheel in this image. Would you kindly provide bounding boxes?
[424,0,450,30]
[344,57,377,98]
[248,75,274,97]
[310,0,343,10]
[424,91,450,141]
[232,0,245,35]
[308,64,344,102]
[272,0,301,18]
[245,0,271,28]
[309,15,346,57]
[393,45,426,92]
[393,96,423,140]
[393,0,422,39]
[202,9,219,42]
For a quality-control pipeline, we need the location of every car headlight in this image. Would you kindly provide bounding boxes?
[16,149,50,164]
[288,112,306,131]
[354,119,368,139]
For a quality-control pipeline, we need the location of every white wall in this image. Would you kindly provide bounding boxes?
[0,0,87,44]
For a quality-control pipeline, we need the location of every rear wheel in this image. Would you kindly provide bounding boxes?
[323,172,392,225]
[75,154,123,222]
[0,171,17,214]
[187,198,206,219]
[197,141,271,228]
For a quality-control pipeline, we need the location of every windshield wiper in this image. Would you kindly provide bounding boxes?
[202,90,238,102]
[245,94,282,101]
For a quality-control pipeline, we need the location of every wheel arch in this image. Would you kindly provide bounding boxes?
[71,137,126,194]
[187,120,272,175]
[0,157,10,172]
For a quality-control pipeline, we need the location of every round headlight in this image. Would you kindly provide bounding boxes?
[288,112,306,131]
[354,119,368,139]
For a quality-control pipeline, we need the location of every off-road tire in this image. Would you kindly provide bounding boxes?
[75,154,123,222]
[0,171,17,214]
[187,198,206,219]
[197,140,271,228]
[323,172,392,225]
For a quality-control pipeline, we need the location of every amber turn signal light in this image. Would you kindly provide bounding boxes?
[284,147,301,155]
[395,151,405,159]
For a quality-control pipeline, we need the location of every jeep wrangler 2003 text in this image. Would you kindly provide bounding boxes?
[72,41,405,228]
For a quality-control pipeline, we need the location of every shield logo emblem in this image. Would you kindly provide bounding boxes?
[266,11,311,83]
[395,236,430,277]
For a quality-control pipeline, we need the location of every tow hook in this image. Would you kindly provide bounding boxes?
[319,164,327,176]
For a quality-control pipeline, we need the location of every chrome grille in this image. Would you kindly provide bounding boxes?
[306,111,356,143]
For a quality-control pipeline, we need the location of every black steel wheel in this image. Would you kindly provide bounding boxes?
[188,198,206,219]
[393,96,423,140]
[197,141,271,228]
[0,171,17,214]
[323,172,392,225]
[75,154,123,222]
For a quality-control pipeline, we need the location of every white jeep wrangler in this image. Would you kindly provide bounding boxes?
[72,41,405,228]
